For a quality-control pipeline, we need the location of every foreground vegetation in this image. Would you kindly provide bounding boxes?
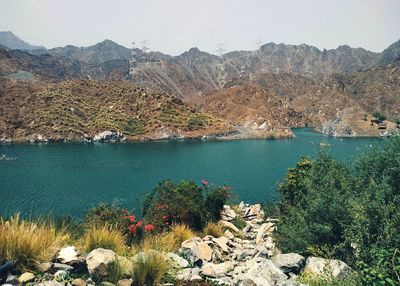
[273,137,400,285]
[1,137,400,285]
[0,180,230,285]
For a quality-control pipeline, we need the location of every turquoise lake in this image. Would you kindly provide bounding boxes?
[0,129,383,217]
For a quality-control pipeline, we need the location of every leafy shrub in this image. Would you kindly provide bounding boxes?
[0,214,69,270]
[276,153,354,259]
[130,250,170,286]
[372,112,387,123]
[84,201,128,229]
[143,180,230,231]
[203,222,224,237]
[203,186,231,222]
[275,137,400,285]
[80,226,126,254]
[357,247,400,286]
[297,270,360,286]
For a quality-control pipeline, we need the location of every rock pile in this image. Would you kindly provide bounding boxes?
[174,202,352,285]
[0,202,353,286]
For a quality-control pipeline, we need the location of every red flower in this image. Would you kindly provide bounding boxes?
[201,179,209,187]
[144,224,155,232]
[136,220,143,228]
[126,215,136,223]
[129,224,136,234]
[162,215,168,221]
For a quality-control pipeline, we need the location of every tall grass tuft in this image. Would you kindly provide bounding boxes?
[203,222,224,237]
[0,214,69,270]
[131,224,196,254]
[80,225,126,254]
[130,250,170,286]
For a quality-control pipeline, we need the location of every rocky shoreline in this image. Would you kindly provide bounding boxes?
[0,202,353,286]
[0,127,294,144]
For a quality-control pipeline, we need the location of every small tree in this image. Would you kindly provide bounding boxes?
[372,112,386,123]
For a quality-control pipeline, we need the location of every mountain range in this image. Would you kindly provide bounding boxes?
[0,31,399,141]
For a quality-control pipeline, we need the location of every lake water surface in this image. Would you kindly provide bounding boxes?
[0,129,383,217]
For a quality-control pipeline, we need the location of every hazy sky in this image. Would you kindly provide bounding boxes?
[0,0,399,55]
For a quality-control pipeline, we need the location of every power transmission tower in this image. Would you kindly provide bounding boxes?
[140,40,150,53]
[215,43,227,57]
[129,42,138,80]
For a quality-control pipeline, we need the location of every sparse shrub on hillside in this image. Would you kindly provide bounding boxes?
[372,111,387,123]
[143,180,204,230]
[0,214,69,270]
[187,115,206,130]
[142,180,231,231]
[124,118,144,135]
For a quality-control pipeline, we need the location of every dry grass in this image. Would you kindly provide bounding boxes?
[130,250,171,286]
[131,224,196,254]
[80,225,126,254]
[0,214,69,270]
[203,222,224,237]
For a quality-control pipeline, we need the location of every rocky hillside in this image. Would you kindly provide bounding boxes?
[188,61,400,137]
[48,40,131,64]
[0,48,82,82]
[0,79,232,142]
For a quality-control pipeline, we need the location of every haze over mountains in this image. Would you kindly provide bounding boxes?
[0,31,400,141]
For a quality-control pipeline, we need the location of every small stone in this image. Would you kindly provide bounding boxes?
[202,262,234,278]
[166,252,189,268]
[18,272,35,283]
[5,275,18,284]
[86,248,116,276]
[54,270,68,280]
[100,282,115,286]
[212,236,230,253]
[190,274,203,281]
[219,220,239,232]
[53,262,74,271]
[224,229,235,239]
[117,278,132,286]
[57,246,80,264]
[271,253,305,274]
[71,278,87,286]
[179,237,213,264]
[305,257,352,278]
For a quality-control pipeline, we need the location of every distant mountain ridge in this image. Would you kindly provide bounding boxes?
[1,31,400,140]
[0,31,46,51]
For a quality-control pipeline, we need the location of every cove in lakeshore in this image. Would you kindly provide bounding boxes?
[0,128,383,217]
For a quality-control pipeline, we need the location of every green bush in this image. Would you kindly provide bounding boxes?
[84,201,127,228]
[204,187,230,222]
[142,180,230,230]
[275,137,400,285]
[187,115,205,130]
[372,112,387,123]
